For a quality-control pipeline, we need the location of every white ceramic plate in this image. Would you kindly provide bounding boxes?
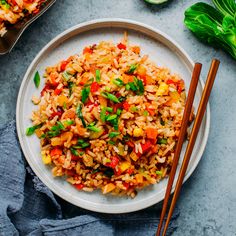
[16,19,210,214]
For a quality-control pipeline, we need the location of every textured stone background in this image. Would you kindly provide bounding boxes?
[0,0,235,235]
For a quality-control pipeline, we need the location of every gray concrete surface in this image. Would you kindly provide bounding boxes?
[0,0,235,235]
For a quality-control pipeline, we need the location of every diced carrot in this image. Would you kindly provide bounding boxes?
[79,74,89,85]
[117,43,126,50]
[54,87,63,95]
[135,174,143,183]
[145,127,158,140]
[137,65,146,76]
[122,74,134,83]
[51,137,63,146]
[83,47,93,54]
[130,151,139,162]
[50,148,62,156]
[132,46,140,54]
[98,95,107,107]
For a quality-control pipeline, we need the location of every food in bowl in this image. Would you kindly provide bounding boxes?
[0,0,46,37]
[27,35,191,198]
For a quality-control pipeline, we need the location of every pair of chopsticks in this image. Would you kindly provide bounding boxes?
[156,59,220,236]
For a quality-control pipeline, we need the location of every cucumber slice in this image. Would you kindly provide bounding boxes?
[144,0,168,4]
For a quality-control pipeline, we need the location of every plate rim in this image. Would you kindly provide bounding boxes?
[16,18,210,214]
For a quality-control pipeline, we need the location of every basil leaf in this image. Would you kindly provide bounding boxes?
[34,71,40,88]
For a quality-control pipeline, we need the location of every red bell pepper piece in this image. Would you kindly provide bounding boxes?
[50,148,62,156]
[123,101,130,111]
[40,84,51,96]
[141,140,152,153]
[123,182,130,190]
[54,86,63,95]
[117,43,126,50]
[74,183,84,190]
[126,168,134,175]
[83,47,93,54]
[60,60,69,71]
[90,82,100,93]
[107,156,119,169]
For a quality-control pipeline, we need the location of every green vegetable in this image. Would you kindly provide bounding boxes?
[127,77,144,95]
[87,122,101,132]
[126,64,138,74]
[106,107,113,112]
[70,148,79,156]
[156,170,163,176]
[157,138,168,145]
[26,123,43,136]
[91,168,100,174]
[108,140,116,145]
[106,114,117,121]
[57,121,65,130]
[33,71,40,88]
[113,78,124,87]
[105,86,111,91]
[73,139,90,149]
[130,106,138,112]
[100,107,107,122]
[118,96,126,102]
[63,120,74,126]
[45,121,65,138]
[62,71,72,81]
[76,104,86,127]
[117,108,122,116]
[144,0,168,4]
[109,132,120,138]
[184,1,236,60]
[81,87,90,103]
[125,84,130,90]
[68,82,74,97]
[109,118,119,130]
[0,0,10,8]
[102,92,120,103]
[143,110,149,116]
[95,69,101,82]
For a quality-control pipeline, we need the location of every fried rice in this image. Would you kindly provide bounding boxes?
[0,0,46,37]
[28,34,191,198]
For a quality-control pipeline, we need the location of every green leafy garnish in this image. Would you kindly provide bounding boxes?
[63,120,74,126]
[126,77,144,95]
[62,71,72,81]
[26,123,43,136]
[127,64,138,74]
[45,121,65,138]
[130,106,138,112]
[72,139,90,149]
[33,71,40,88]
[109,132,120,138]
[76,104,86,127]
[112,78,124,87]
[81,87,90,103]
[184,1,236,60]
[125,84,130,90]
[95,69,101,82]
[157,138,168,145]
[102,92,120,103]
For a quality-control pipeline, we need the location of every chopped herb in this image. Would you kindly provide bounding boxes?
[26,123,43,136]
[40,134,46,139]
[63,120,74,126]
[62,71,72,81]
[125,84,130,90]
[128,82,138,91]
[45,122,65,138]
[102,92,120,103]
[57,121,65,130]
[127,64,138,74]
[106,114,117,121]
[78,139,85,145]
[70,148,79,156]
[104,168,114,178]
[76,104,86,127]
[68,82,74,97]
[95,69,101,82]
[113,78,124,87]
[33,71,40,88]
[87,125,101,132]
[73,142,90,149]
[109,118,119,130]
[143,110,149,116]
[130,106,138,112]
[105,86,111,91]
[81,86,90,103]
[157,138,168,145]
[117,108,122,116]
[109,132,120,138]
[108,140,116,145]
[106,107,113,112]
[136,78,144,95]
[160,118,165,126]
[156,170,163,176]
[100,107,107,122]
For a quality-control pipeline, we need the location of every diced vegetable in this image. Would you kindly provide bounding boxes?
[123,101,130,111]
[156,82,168,96]
[117,43,126,50]
[83,47,93,54]
[145,127,158,140]
[98,95,107,107]
[120,161,131,173]
[157,138,168,144]
[26,123,43,136]
[106,107,113,112]
[130,151,139,161]
[102,92,120,103]
[57,95,68,107]
[54,86,63,95]
[106,114,117,121]
[112,78,124,87]
[70,148,79,156]
[143,110,149,116]
[117,108,122,115]
[109,132,120,138]
[95,69,101,82]
[156,170,163,176]
[108,140,115,145]
[100,107,107,122]
[102,183,116,194]
[133,128,144,137]
[141,140,152,153]
[90,82,100,93]
[106,156,119,169]
[87,122,101,132]
[135,174,143,183]
[81,86,90,103]
[74,183,84,190]
[76,104,86,127]
[68,81,74,97]
[60,60,69,71]
[127,64,138,74]
[42,154,51,165]
[33,71,40,88]
[50,148,62,156]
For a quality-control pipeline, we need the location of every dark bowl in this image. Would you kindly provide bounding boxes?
[0,0,56,55]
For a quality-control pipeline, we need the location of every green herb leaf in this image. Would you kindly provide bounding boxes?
[81,87,90,103]
[109,132,120,138]
[130,106,138,112]
[95,69,101,82]
[143,110,149,116]
[87,124,101,132]
[125,84,130,90]
[26,123,43,136]
[76,104,86,127]
[33,71,40,88]
[63,120,74,126]
[127,64,138,74]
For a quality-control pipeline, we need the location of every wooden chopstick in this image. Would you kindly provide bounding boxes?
[161,59,220,236]
[156,63,202,236]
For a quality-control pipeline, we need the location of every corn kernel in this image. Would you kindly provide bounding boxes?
[120,161,130,172]
[156,82,168,96]
[42,154,51,165]
[133,128,144,137]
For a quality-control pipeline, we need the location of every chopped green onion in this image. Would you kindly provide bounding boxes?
[33,71,40,88]
[76,104,86,127]
[95,69,101,82]
[128,82,138,91]
[91,168,100,174]
[63,120,74,126]
[109,118,119,130]
[73,142,90,149]
[136,79,144,95]
[117,108,122,116]
[102,92,120,103]
[79,152,85,156]
[100,107,107,122]
[130,106,138,112]
[87,126,101,132]
[62,71,72,81]
[109,132,120,138]
[106,107,113,112]
[125,84,130,90]
[143,110,149,116]
[57,121,65,130]
[70,148,79,156]
[68,82,74,97]
[127,64,138,74]
[112,78,124,87]
[123,135,130,141]
[84,78,94,87]
[45,121,66,138]
[108,140,116,145]
[78,139,85,145]
[63,102,67,109]
[157,138,168,145]
[106,114,117,121]
[81,87,90,103]
[26,123,43,136]
[156,170,163,176]
[118,96,126,102]
[105,86,111,91]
